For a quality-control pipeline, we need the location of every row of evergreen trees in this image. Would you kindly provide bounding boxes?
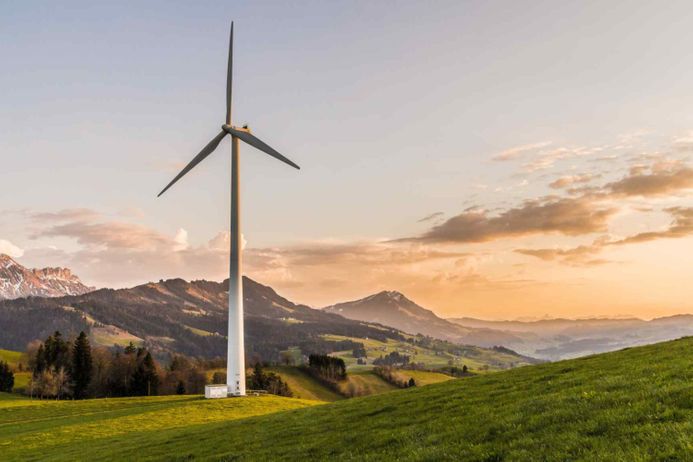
[373,351,410,367]
[27,332,207,399]
[30,331,95,399]
[307,354,347,381]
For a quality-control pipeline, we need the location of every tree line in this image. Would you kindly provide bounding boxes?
[373,366,416,388]
[26,331,206,399]
[373,351,410,367]
[307,354,347,381]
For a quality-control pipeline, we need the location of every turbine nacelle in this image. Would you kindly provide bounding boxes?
[222,124,251,134]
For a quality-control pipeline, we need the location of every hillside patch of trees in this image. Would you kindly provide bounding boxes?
[373,351,410,367]
[301,354,347,394]
[25,332,209,399]
[373,366,416,389]
[247,363,292,397]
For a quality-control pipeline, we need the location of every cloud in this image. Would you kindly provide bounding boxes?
[492,141,551,161]
[605,166,693,197]
[417,212,444,223]
[407,160,693,246]
[173,228,189,251]
[406,196,615,244]
[515,207,693,266]
[672,132,693,151]
[25,214,228,287]
[34,221,173,251]
[0,239,24,258]
[608,207,693,245]
[549,174,597,189]
[31,208,101,222]
[515,238,610,266]
[246,241,467,268]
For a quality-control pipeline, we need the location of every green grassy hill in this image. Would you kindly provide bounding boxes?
[0,349,23,366]
[1,338,690,461]
[268,366,344,402]
[0,349,30,393]
[324,334,535,372]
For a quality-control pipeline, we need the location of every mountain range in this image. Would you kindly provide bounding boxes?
[323,290,692,360]
[0,254,93,300]
[1,255,689,362]
[0,276,410,362]
[448,315,693,360]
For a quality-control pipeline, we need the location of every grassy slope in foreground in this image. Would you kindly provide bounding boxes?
[2,338,691,461]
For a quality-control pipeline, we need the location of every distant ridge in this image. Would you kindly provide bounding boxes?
[324,290,480,341]
[448,314,693,360]
[0,254,94,300]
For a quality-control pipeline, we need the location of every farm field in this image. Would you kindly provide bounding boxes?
[0,337,689,461]
[323,334,524,372]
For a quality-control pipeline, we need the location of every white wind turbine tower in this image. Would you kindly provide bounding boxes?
[158,22,300,396]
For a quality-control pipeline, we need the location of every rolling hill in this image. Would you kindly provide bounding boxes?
[1,337,689,461]
[0,277,403,361]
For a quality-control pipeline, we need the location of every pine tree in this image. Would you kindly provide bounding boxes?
[0,361,14,392]
[176,380,186,395]
[34,344,47,376]
[131,351,159,396]
[71,331,93,399]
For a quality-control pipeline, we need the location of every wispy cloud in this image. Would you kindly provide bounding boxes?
[549,174,598,189]
[492,141,551,161]
[0,239,23,258]
[417,211,444,223]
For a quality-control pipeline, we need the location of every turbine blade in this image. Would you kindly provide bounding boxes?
[226,22,234,125]
[157,131,228,197]
[224,126,300,170]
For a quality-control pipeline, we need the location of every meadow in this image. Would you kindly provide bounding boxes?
[0,337,690,461]
[323,334,527,372]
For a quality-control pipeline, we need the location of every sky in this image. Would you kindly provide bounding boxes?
[1,1,693,320]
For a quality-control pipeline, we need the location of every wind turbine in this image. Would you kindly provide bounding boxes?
[157,22,300,396]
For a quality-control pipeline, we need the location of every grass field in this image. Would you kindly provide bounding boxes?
[337,370,398,396]
[397,369,453,386]
[269,366,344,402]
[323,334,525,372]
[0,349,23,366]
[1,337,690,461]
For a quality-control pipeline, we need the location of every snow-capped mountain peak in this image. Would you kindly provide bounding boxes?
[0,254,94,300]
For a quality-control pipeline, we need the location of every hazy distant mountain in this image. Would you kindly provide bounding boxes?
[0,254,94,300]
[324,290,473,340]
[448,315,693,360]
[322,290,532,349]
[322,289,692,360]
